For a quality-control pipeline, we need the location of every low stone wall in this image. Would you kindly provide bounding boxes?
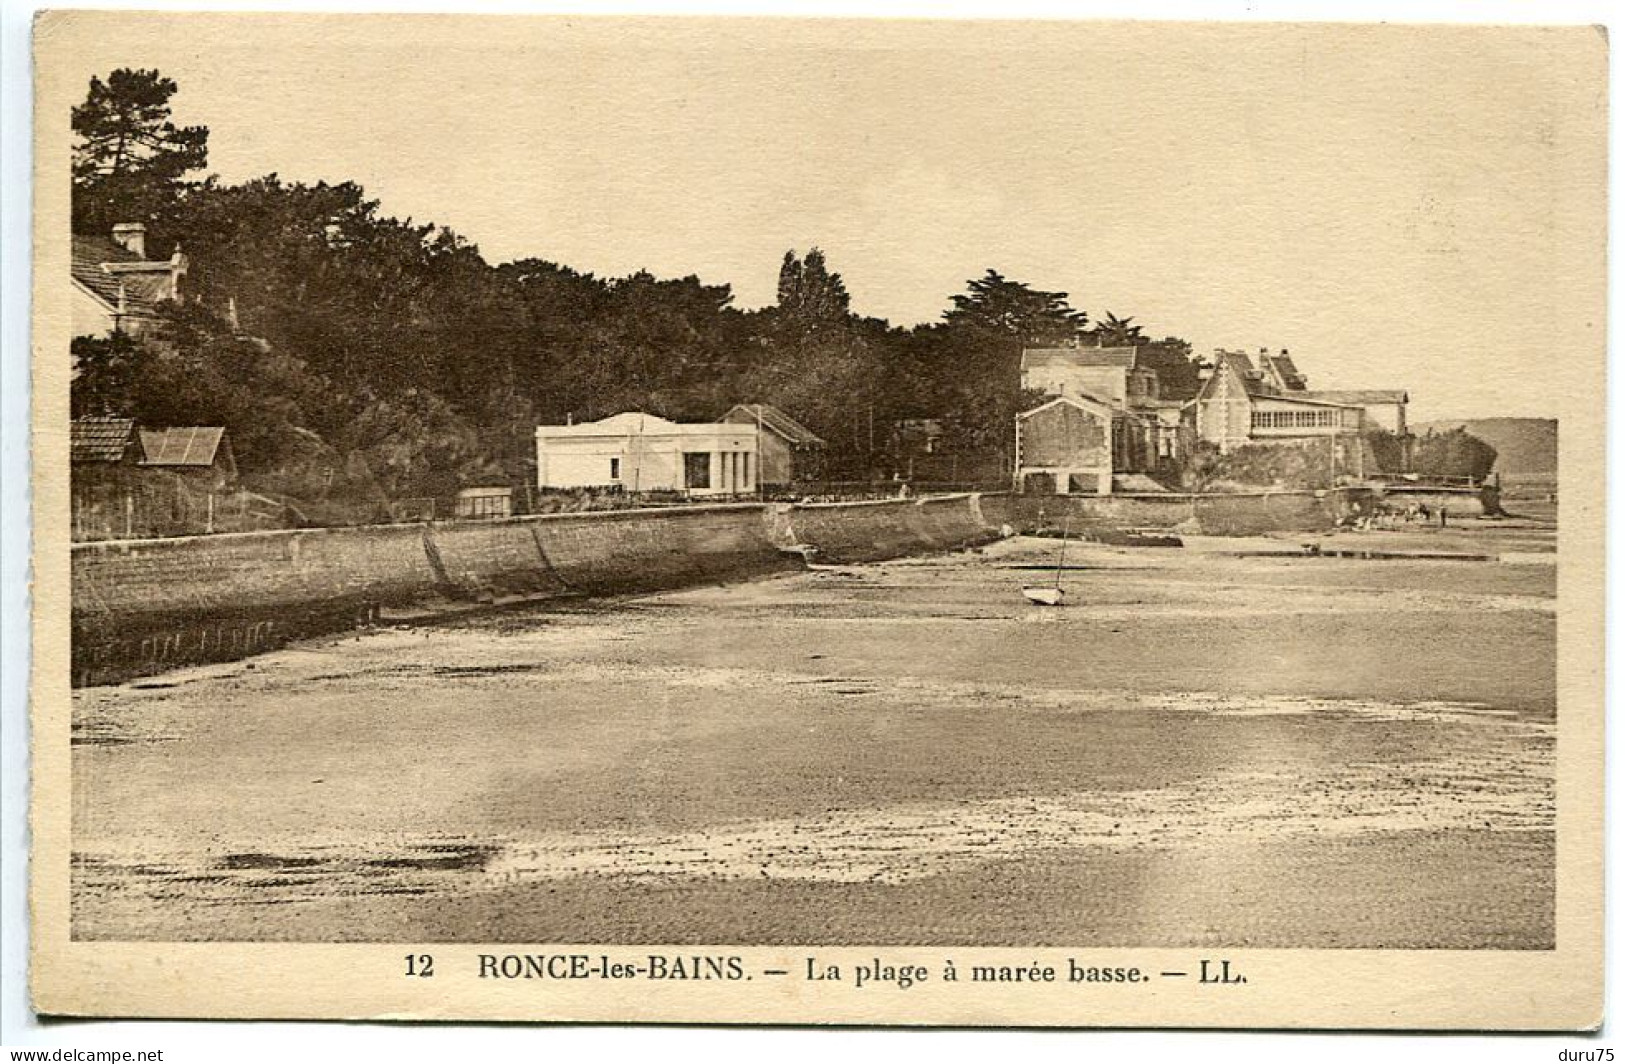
[530,505,795,594]
[1194,492,1331,536]
[1377,487,1488,519]
[776,494,1001,564]
[73,522,440,622]
[1010,488,1373,535]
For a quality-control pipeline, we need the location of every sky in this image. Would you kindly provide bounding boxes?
[48,13,1607,421]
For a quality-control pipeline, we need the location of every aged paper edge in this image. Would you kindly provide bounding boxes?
[27,10,1607,1028]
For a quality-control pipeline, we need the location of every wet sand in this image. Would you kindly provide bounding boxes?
[72,522,1556,947]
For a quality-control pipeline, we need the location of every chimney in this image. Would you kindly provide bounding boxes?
[111,222,146,259]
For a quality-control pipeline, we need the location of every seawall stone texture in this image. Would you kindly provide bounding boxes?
[1377,487,1488,519]
[778,495,999,564]
[426,519,568,600]
[73,523,440,622]
[72,505,798,684]
[1010,488,1373,535]
[529,505,795,594]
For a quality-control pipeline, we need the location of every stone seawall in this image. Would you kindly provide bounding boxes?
[72,504,803,685]
[428,505,791,601]
[70,489,1358,684]
[776,494,999,564]
[73,523,442,621]
[1376,486,1489,519]
[1011,487,1373,536]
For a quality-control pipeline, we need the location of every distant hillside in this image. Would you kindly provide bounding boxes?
[1412,418,1557,477]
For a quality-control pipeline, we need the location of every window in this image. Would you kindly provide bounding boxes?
[609,457,621,480]
[1251,408,1336,431]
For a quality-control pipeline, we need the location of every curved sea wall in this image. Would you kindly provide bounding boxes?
[69,488,1351,684]
[72,522,444,686]
[776,494,1000,564]
[427,504,794,600]
[528,505,794,594]
[72,504,800,684]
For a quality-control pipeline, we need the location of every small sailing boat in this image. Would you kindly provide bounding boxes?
[1022,518,1070,605]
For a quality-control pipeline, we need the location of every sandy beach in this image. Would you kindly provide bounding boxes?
[72,522,1556,947]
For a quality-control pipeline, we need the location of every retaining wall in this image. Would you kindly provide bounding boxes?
[426,519,567,600]
[70,487,1353,685]
[1377,487,1488,519]
[71,505,803,684]
[530,505,795,594]
[775,494,1001,564]
[1011,488,1373,535]
[73,522,440,623]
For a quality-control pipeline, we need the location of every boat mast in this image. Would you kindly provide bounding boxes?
[1053,517,1069,589]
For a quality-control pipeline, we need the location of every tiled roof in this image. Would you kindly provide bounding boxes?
[1266,354,1308,390]
[71,234,177,316]
[1198,352,1271,400]
[75,234,142,265]
[722,403,826,446]
[71,417,138,463]
[1018,393,1117,418]
[1020,346,1137,370]
[1215,351,1259,379]
[138,426,228,467]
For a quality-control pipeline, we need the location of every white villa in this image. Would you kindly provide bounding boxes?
[534,412,760,496]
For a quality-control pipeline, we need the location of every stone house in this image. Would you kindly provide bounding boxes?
[1013,395,1116,495]
[1016,342,1198,491]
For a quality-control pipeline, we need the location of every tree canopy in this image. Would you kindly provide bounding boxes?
[69,68,1206,513]
[72,68,209,236]
[943,269,1087,344]
[1094,312,1146,347]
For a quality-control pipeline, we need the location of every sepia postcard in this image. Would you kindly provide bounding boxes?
[29,10,1605,1027]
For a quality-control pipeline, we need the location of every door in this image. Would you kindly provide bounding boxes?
[683,451,711,490]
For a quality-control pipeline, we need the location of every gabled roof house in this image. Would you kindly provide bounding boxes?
[1189,347,1408,453]
[71,223,187,338]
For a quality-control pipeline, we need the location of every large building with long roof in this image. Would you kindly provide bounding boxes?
[1189,347,1408,453]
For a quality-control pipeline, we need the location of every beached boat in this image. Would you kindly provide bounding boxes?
[1023,518,1070,606]
[1021,585,1065,606]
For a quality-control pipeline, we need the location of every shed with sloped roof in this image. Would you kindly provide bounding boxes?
[138,426,236,483]
[720,403,826,487]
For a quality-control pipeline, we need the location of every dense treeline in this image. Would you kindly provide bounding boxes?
[72,68,1200,509]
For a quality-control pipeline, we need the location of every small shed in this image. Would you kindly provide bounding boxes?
[138,426,237,490]
[455,486,514,519]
